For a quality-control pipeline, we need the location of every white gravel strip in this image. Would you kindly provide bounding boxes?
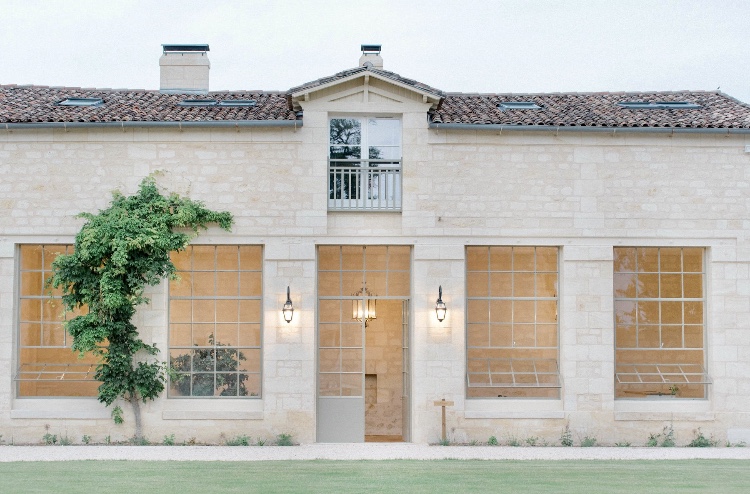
[3,444,750,462]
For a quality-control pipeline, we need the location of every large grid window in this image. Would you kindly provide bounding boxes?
[466,246,560,398]
[614,247,709,398]
[168,245,262,398]
[16,245,98,397]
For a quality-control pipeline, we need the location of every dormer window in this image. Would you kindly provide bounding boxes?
[498,101,542,110]
[57,98,104,107]
[178,99,218,107]
[618,101,701,109]
[218,100,256,107]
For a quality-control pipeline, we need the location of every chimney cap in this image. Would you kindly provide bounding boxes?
[361,44,381,54]
[162,44,210,54]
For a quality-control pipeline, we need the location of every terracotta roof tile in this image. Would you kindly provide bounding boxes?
[2,80,749,129]
[0,86,298,124]
[431,91,750,128]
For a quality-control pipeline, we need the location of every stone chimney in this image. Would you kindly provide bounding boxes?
[159,44,210,94]
[359,44,383,69]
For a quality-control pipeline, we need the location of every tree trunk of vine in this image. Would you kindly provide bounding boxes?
[130,394,143,440]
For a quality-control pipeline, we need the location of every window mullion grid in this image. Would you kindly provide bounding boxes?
[510,248,515,347]
[681,248,686,348]
[534,247,538,347]
[657,248,663,349]
[212,247,218,394]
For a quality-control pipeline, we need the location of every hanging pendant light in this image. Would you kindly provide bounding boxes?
[352,284,376,326]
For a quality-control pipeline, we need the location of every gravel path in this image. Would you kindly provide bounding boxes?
[3,444,750,462]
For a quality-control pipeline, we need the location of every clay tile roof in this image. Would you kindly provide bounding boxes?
[0,86,299,124]
[2,80,749,130]
[288,66,445,98]
[431,91,750,129]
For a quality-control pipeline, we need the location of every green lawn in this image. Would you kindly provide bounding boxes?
[1,460,749,493]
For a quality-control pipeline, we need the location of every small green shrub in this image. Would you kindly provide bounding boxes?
[59,435,72,446]
[525,436,539,447]
[506,436,521,447]
[256,438,266,446]
[42,433,57,445]
[163,434,176,446]
[487,436,498,446]
[81,435,91,445]
[560,425,573,447]
[276,433,294,446]
[688,429,716,447]
[615,442,631,447]
[646,433,659,447]
[437,438,450,446]
[104,435,111,445]
[226,435,251,446]
[660,425,675,447]
[580,436,597,447]
[129,436,150,446]
[469,439,479,446]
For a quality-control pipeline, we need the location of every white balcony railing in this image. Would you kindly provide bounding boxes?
[328,159,402,211]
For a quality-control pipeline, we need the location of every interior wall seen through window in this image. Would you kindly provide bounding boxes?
[17,244,98,397]
[614,247,707,399]
[465,246,560,399]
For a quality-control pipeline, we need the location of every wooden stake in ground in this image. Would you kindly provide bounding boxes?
[434,399,454,442]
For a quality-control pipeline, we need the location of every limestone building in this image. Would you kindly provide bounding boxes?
[1,44,750,445]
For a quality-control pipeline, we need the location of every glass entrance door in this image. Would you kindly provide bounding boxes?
[316,246,410,443]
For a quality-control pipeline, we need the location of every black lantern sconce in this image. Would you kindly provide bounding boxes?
[435,285,447,322]
[282,286,294,323]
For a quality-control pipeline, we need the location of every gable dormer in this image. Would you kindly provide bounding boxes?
[288,46,443,113]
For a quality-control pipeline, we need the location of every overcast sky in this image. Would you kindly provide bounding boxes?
[2,0,749,103]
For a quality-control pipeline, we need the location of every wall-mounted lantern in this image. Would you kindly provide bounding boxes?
[282,286,294,323]
[435,285,447,322]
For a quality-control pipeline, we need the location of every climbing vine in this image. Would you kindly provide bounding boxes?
[49,177,233,439]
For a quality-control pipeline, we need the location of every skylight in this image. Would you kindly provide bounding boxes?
[498,101,542,110]
[218,100,256,107]
[57,98,104,107]
[618,101,701,109]
[178,99,218,107]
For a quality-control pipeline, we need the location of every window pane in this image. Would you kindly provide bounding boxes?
[660,274,682,298]
[466,247,489,271]
[684,274,703,298]
[330,119,361,145]
[368,118,400,146]
[514,273,535,297]
[513,247,535,271]
[536,248,558,271]
[614,273,636,298]
[637,248,659,272]
[465,272,487,298]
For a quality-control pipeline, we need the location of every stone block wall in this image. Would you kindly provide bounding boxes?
[1,114,749,444]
